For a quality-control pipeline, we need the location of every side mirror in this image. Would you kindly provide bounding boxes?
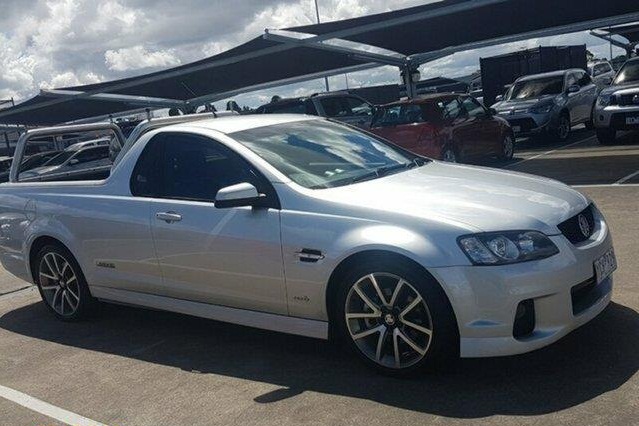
[495,94,503,102]
[215,182,264,209]
[567,84,580,93]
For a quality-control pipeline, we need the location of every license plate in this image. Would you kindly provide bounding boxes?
[594,248,617,284]
[625,115,639,125]
[512,126,521,133]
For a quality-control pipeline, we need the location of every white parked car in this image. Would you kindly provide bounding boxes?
[0,115,616,374]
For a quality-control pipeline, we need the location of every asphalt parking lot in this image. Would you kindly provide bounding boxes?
[0,128,637,426]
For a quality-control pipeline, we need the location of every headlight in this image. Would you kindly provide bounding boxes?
[529,103,553,114]
[597,94,614,107]
[458,231,559,265]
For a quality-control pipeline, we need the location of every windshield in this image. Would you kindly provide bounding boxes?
[230,120,421,189]
[613,61,639,85]
[508,76,564,100]
[42,150,76,167]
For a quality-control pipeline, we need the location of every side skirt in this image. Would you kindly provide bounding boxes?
[91,286,329,340]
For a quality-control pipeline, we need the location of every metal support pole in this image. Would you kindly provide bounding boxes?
[402,65,417,99]
[314,0,330,92]
[3,132,9,150]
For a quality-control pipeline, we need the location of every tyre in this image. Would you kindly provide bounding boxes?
[334,255,459,375]
[34,244,96,321]
[596,129,617,145]
[499,133,515,161]
[553,113,571,142]
[441,146,458,163]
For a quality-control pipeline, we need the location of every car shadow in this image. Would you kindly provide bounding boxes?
[1,300,638,419]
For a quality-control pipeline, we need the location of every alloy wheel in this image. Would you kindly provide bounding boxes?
[503,135,514,159]
[344,273,434,369]
[557,116,570,140]
[442,148,457,163]
[38,252,81,316]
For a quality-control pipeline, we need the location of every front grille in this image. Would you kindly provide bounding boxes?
[609,112,639,129]
[507,117,537,132]
[571,275,612,315]
[557,204,595,244]
[616,93,639,106]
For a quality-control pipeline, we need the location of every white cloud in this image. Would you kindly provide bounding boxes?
[105,46,182,71]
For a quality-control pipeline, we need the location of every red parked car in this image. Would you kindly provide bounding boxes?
[369,94,514,163]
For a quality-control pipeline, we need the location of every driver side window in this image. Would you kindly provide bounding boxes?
[131,133,264,203]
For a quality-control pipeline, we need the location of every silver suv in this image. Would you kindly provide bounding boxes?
[492,69,598,142]
[255,92,374,128]
[588,61,615,88]
[593,57,639,144]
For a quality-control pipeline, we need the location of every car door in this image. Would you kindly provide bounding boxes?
[564,72,582,123]
[459,95,501,156]
[371,104,429,155]
[576,71,597,122]
[443,96,481,159]
[138,132,288,315]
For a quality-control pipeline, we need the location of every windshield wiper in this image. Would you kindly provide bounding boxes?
[352,161,422,184]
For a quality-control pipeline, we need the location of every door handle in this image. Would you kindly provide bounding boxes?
[156,211,182,223]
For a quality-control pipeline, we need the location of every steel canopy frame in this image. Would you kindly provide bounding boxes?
[2,0,639,125]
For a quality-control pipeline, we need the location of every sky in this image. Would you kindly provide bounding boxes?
[0,0,629,111]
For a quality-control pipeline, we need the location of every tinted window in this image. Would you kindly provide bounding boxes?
[613,60,639,85]
[577,72,592,87]
[373,104,425,127]
[438,98,462,120]
[509,76,564,99]
[230,120,417,189]
[74,146,109,164]
[460,96,485,118]
[132,133,262,202]
[319,98,351,117]
[262,100,316,115]
[345,97,372,116]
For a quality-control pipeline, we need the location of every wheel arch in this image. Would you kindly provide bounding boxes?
[28,235,76,283]
[324,249,458,340]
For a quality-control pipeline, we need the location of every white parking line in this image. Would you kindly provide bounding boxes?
[0,384,108,426]
[507,135,595,168]
[573,183,639,188]
[613,170,639,185]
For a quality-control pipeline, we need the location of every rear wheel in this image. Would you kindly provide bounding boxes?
[335,256,459,375]
[596,129,617,145]
[441,146,458,163]
[35,244,96,321]
[499,133,515,160]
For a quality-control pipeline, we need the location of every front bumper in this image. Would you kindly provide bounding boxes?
[430,211,613,358]
[496,111,554,137]
[594,104,639,130]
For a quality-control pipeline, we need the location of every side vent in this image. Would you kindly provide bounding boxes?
[296,248,325,263]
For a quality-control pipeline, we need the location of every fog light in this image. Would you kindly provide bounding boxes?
[513,299,535,339]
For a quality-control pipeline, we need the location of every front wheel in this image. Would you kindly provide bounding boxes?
[335,256,459,375]
[553,114,571,142]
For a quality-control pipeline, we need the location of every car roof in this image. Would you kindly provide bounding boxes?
[517,69,580,81]
[381,92,460,107]
[182,114,319,135]
[65,138,110,151]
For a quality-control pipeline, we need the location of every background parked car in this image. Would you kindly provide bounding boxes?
[369,94,514,163]
[492,69,598,142]
[0,156,12,182]
[588,60,615,88]
[594,56,639,144]
[0,150,60,183]
[255,92,374,128]
[20,140,111,180]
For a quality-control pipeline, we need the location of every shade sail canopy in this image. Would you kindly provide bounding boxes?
[0,37,368,125]
[2,0,639,125]
[603,23,639,43]
[287,0,639,56]
[0,94,159,126]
